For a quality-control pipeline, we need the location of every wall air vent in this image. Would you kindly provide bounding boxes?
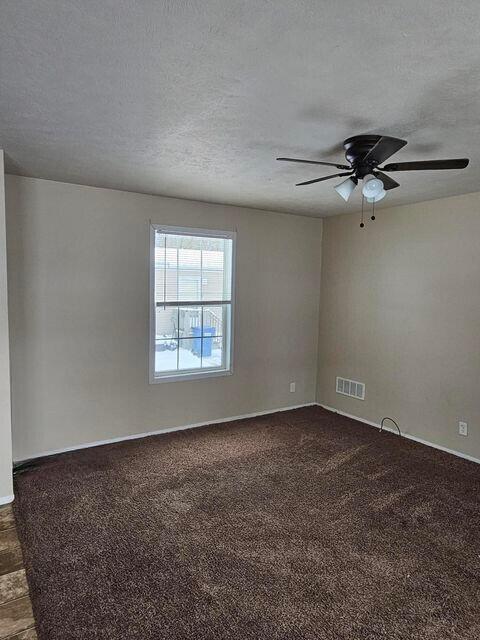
[336,376,365,400]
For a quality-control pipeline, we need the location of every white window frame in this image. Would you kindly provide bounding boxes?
[149,224,236,383]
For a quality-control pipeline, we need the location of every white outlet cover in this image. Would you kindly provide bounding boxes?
[289,382,296,393]
[458,421,468,437]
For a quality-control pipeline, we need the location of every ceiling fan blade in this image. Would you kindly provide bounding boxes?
[362,136,407,165]
[277,157,350,170]
[296,172,352,186]
[374,171,400,191]
[382,158,469,171]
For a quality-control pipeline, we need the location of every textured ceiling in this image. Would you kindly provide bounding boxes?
[1,1,480,217]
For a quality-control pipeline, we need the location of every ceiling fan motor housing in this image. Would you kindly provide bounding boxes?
[343,135,383,178]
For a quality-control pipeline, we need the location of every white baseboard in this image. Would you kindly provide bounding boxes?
[318,403,480,466]
[15,402,316,463]
[0,494,14,506]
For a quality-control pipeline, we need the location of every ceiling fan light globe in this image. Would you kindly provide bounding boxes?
[366,189,386,203]
[334,177,357,202]
[362,174,384,198]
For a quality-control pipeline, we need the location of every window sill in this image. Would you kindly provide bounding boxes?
[149,368,233,384]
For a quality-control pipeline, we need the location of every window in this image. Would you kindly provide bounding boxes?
[149,225,235,382]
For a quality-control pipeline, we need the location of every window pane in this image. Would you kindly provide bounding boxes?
[202,305,223,338]
[178,306,202,338]
[155,266,165,304]
[178,338,202,370]
[165,239,179,302]
[202,336,223,369]
[154,234,178,303]
[154,233,164,305]
[178,247,201,302]
[202,238,232,301]
[155,307,178,339]
[155,339,178,373]
[155,231,232,304]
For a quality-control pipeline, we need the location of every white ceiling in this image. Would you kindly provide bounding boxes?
[1,1,480,217]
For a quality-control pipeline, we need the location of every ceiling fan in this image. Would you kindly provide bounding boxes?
[277,135,469,208]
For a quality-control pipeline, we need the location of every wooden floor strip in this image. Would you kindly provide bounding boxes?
[0,549,23,580]
[0,597,34,638]
[0,506,36,640]
[0,571,29,605]
[0,510,14,534]
[0,530,20,556]
[4,626,37,639]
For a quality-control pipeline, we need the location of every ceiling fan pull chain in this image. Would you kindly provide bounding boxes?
[371,199,376,221]
[360,195,365,228]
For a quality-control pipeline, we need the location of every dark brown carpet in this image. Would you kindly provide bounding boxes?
[13,406,480,640]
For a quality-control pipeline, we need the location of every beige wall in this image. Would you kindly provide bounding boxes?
[8,173,477,465]
[0,152,13,501]
[6,176,322,461]
[317,192,480,460]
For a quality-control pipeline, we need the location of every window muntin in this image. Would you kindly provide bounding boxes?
[150,226,234,382]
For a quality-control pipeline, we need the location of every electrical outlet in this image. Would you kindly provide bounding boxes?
[458,421,468,437]
[289,382,296,393]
